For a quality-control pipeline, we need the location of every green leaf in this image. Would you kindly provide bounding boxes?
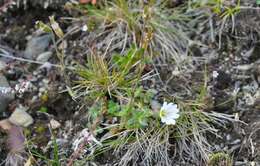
[89,104,101,119]
[108,101,120,115]
[117,105,131,117]
[49,16,64,39]
[39,107,48,113]
[35,21,52,33]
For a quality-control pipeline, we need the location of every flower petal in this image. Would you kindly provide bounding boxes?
[165,119,176,125]
[162,102,168,109]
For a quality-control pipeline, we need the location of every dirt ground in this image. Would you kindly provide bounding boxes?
[1,1,260,166]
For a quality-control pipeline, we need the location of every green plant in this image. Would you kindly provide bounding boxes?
[167,69,234,164]
[107,87,154,129]
[208,152,232,166]
[74,0,196,67]
[27,137,61,166]
[74,46,146,100]
[38,106,48,113]
[31,1,238,165]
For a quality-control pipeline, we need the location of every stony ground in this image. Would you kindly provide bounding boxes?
[1,1,260,166]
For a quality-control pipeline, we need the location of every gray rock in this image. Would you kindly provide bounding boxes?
[36,51,52,62]
[0,74,14,113]
[9,106,34,127]
[0,60,7,71]
[24,34,52,60]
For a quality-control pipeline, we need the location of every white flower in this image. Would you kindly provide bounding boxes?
[81,24,88,32]
[212,71,219,78]
[72,128,101,151]
[160,102,180,125]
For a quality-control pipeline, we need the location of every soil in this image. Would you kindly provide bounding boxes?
[1,1,260,166]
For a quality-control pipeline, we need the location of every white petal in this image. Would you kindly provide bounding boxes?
[161,117,167,123]
[165,109,179,117]
[165,119,176,125]
[165,103,174,110]
[162,102,168,109]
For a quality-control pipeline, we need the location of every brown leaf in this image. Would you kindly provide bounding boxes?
[0,119,12,131]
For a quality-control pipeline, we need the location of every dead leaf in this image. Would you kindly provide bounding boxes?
[0,119,12,131]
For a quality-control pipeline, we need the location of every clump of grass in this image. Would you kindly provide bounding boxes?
[72,45,147,100]
[189,0,241,48]
[35,1,238,165]
[208,152,232,166]
[75,73,234,165]
[74,0,196,66]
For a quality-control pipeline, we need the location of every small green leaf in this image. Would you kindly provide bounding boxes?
[39,107,48,113]
[35,21,52,33]
[108,101,120,115]
[49,16,64,39]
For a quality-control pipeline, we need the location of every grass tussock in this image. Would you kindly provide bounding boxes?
[26,0,242,165]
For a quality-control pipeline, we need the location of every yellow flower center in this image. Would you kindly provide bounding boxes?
[160,109,166,118]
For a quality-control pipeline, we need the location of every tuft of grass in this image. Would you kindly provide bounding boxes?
[73,46,146,100]
[76,70,235,165]
[74,0,197,66]
[35,1,239,165]
[208,152,232,166]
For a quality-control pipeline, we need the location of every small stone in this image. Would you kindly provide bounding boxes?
[49,119,61,129]
[0,60,7,71]
[24,34,52,60]
[39,87,46,92]
[42,78,50,85]
[36,51,52,62]
[0,74,15,113]
[9,106,34,127]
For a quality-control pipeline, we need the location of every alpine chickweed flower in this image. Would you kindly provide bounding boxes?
[160,102,180,125]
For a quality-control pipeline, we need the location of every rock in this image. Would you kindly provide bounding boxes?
[9,106,34,127]
[0,61,7,71]
[49,119,61,129]
[36,51,52,62]
[24,34,52,60]
[0,74,14,113]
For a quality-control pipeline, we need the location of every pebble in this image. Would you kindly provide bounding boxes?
[24,34,52,60]
[39,87,46,93]
[9,106,34,127]
[0,60,7,71]
[36,51,52,62]
[0,74,15,113]
[42,78,50,85]
[49,119,61,129]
